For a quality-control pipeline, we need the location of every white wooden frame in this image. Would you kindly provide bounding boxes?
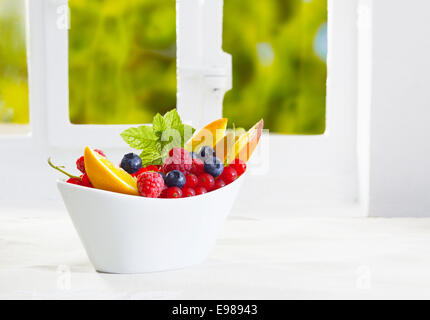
[0,0,361,214]
[234,0,360,214]
[39,0,231,147]
[178,0,232,129]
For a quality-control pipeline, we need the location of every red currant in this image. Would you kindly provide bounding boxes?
[214,179,226,190]
[132,168,146,178]
[182,187,196,197]
[132,165,162,177]
[80,174,93,188]
[190,158,204,176]
[184,173,198,188]
[160,187,168,198]
[198,173,215,191]
[67,178,83,186]
[219,166,237,184]
[195,187,207,195]
[230,158,246,176]
[145,165,161,172]
[165,187,183,198]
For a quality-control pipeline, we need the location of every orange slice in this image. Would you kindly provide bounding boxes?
[185,118,228,152]
[234,128,247,142]
[214,130,236,163]
[214,127,246,163]
[231,119,264,163]
[84,146,139,196]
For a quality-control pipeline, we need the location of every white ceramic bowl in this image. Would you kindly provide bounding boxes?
[57,174,244,274]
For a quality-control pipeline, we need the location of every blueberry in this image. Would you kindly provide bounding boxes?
[120,153,142,174]
[199,146,216,162]
[190,152,200,159]
[165,170,186,188]
[203,157,224,177]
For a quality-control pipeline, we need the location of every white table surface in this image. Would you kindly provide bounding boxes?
[1,209,430,300]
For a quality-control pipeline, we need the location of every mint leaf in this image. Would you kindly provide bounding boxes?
[120,109,196,167]
[120,126,157,149]
[160,127,183,159]
[164,109,182,128]
[153,113,167,135]
[140,150,163,166]
[139,140,162,165]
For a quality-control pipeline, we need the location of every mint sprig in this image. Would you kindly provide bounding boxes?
[120,109,195,166]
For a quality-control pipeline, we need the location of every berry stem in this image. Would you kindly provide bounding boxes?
[47,157,82,180]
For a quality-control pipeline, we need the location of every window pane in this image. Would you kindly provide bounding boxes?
[223,0,327,134]
[69,0,176,124]
[0,0,29,124]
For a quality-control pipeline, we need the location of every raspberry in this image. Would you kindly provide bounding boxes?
[163,155,192,174]
[230,159,246,176]
[80,174,93,188]
[195,187,207,195]
[137,172,165,198]
[198,173,215,191]
[219,166,237,184]
[76,156,86,174]
[182,187,196,197]
[184,173,198,188]
[169,147,190,159]
[190,158,204,176]
[214,179,226,190]
[67,178,83,186]
[165,187,183,198]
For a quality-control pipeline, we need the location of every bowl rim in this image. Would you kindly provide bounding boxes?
[57,171,245,201]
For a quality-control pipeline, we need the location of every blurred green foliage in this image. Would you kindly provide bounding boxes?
[69,0,176,124]
[223,0,327,134]
[1,0,327,134]
[0,0,29,124]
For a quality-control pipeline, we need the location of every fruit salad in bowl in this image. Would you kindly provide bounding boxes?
[51,109,263,273]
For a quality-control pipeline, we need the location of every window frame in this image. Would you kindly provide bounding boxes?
[0,0,361,210]
[31,0,232,148]
[234,0,360,210]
